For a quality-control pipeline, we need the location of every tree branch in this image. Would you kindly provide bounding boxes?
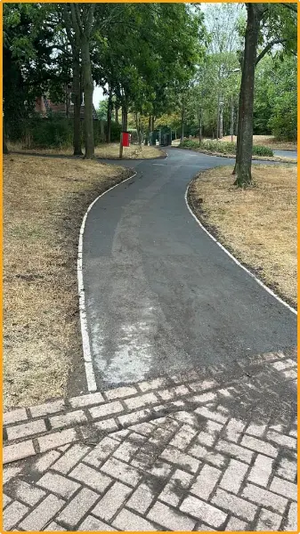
[281,3,297,13]
[255,39,286,65]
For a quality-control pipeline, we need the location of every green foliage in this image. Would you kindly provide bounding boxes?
[254,55,297,140]
[8,115,106,149]
[180,139,273,157]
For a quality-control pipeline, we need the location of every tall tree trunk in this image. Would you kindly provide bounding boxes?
[180,103,185,143]
[234,4,262,186]
[115,105,119,124]
[216,95,220,141]
[198,109,202,145]
[81,37,94,159]
[119,101,128,159]
[219,102,224,139]
[106,89,112,143]
[72,49,83,155]
[3,121,8,154]
[230,97,235,144]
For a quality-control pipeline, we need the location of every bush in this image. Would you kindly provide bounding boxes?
[252,145,273,157]
[180,139,273,157]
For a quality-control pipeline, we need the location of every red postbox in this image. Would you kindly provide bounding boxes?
[122,131,130,147]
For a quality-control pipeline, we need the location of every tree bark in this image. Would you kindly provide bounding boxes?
[234,4,263,186]
[81,37,94,158]
[198,109,202,145]
[180,103,185,143]
[106,89,112,143]
[72,49,83,155]
[115,105,119,124]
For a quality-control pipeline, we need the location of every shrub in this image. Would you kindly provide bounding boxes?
[180,138,273,157]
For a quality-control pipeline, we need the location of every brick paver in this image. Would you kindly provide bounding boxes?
[3,348,297,531]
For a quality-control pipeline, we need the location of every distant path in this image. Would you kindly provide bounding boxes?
[82,148,296,389]
[273,149,297,159]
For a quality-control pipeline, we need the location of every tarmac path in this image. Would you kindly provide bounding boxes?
[82,148,296,389]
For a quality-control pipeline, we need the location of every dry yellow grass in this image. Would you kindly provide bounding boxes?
[189,165,297,307]
[8,142,165,160]
[221,135,297,151]
[4,154,132,409]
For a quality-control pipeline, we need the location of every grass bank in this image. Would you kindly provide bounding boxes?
[4,154,133,409]
[7,142,165,160]
[188,165,297,308]
[180,139,296,164]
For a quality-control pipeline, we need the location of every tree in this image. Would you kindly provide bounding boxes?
[234,3,297,187]
[68,4,95,159]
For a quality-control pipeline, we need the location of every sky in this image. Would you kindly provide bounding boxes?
[93,85,105,108]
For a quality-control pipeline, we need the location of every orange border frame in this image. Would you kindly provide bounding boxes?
[0,1,298,534]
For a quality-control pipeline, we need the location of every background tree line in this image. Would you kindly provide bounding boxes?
[3,2,297,186]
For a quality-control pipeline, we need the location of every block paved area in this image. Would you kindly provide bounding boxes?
[3,348,297,531]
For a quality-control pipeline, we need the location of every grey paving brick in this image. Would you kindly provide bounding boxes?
[30,400,66,418]
[277,457,297,481]
[92,481,132,521]
[225,418,245,443]
[113,440,139,462]
[20,494,65,531]
[216,439,254,463]
[118,408,152,427]
[52,443,90,474]
[138,377,168,392]
[4,501,29,530]
[7,418,47,441]
[3,493,12,508]
[3,465,22,483]
[127,482,156,514]
[245,422,267,438]
[57,487,99,528]
[124,392,159,410]
[284,502,297,531]
[4,440,35,464]
[69,391,105,408]
[256,508,282,531]
[225,516,248,531]
[248,454,274,487]
[196,419,223,447]
[105,385,138,400]
[270,476,297,501]
[159,468,193,506]
[113,508,157,531]
[33,450,61,473]
[189,379,218,392]
[83,436,119,467]
[191,464,222,500]
[69,462,112,492]
[37,471,80,499]
[212,488,257,521]
[241,435,278,457]
[94,418,119,432]
[148,501,196,531]
[180,495,227,528]
[4,407,28,425]
[266,430,297,450]
[219,459,248,494]
[50,410,88,430]
[195,406,228,424]
[46,521,67,531]
[101,456,142,486]
[78,515,116,531]
[189,443,226,468]
[169,424,198,450]
[242,483,288,513]
[89,400,124,419]
[160,445,201,473]
[12,479,46,506]
[38,428,77,452]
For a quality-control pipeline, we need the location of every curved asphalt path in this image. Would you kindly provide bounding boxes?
[83,148,296,389]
